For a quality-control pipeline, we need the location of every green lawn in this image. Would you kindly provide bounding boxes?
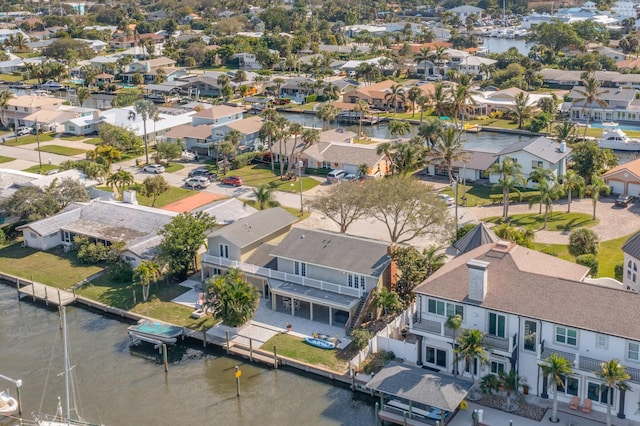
[484,212,596,232]
[58,134,89,141]
[4,132,56,146]
[0,155,14,163]
[533,233,629,278]
[0,243,103,288]
[164,163,185,173]
[221,164,320,192]
[136,185,197,208]
[261,333,349,372]
[77,274,218,330]
[37,145,87,156]
[0,73,22,82]
[84,137,102,145]
[22,164,60,174]
[440,184,541,207]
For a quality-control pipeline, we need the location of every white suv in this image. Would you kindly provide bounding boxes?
[326,169,347,183]
[16,127,31,136]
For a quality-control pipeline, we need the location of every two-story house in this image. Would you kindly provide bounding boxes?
[202,217,392,330]
[622,231,640,292]
[412,241,640,421]
[567,86,640,123]
[492,137,571,187]
[4,95,66,128]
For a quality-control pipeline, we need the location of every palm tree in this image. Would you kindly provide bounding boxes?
[588,175,611,220]
[317,103,338,131]
[286,122,304,175]
[76,87,90,107]
[498,370,524,411]
[430,83,448,118]
[300,128,319,158]
[252,184,274,210]
[273,116,290,178]
[456,329,488,391]
[430,45,450,76]
[134,100,159,164]
[418,118,442,147]
[536,178,564,228]
[597,359,631,426]
[353,100,370,138]
[133,260,160,302]
[528,167,556,214]
[510,92,535,129]
[574,77,609,138]
[372,287,402,317]
[323,82,340,103]
[487,156,526,222]
[224,129,243,162]
[540,353,573,423]
[450,79,476,124]
[260,120,279,173]
[218,142,235,175]
[553,120,577,144]
[376,142,396,175]
[87,145,121,171]
[430,127,469,184]
[272,77,286,101]
[106,168,133,199]
[414,46,431,79]
[384,84,406,114]
[205,268,260,327]
[563,170,585,213]
[446,314,462,375]
[0,90,14,129]
[407,86,422,118]
[387,120,412,139]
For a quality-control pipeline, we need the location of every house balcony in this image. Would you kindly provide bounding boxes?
[540,340,576,364]
[579,356,640,384]
[201,254,363,298]
[484,334,517,353]
[412,318,442,335]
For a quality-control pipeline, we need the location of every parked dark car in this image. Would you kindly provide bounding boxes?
[220,176,244,186]
[616,194,633,207]
[188,167,216,181]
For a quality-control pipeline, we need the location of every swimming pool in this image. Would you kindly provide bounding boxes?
[66,78,84,85]
[589,122,640,131]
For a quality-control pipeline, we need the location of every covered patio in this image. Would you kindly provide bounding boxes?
[269,279,360,327]
[367,361,473,425]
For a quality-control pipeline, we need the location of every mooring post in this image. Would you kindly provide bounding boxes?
[225,330,230,355]
[31,280,35,302]
[235,366,241,397]
[273,345,277,369]
[44,286,48,306]
[16,278,20,301]
[15,381,22,415]
[163,344,168,373]
[57,289,61,307]
[203,329,207,348]
[249,338,253,362]
[375,402,380,426]
[58,305,62,330]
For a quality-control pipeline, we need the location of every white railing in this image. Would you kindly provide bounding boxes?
[201,254,362,298]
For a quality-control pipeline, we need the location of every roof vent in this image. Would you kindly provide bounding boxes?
[493,241,511,252]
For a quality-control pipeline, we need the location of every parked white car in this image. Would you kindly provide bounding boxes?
[142,164,165,174]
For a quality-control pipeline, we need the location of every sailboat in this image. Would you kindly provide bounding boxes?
[33,307,103,426]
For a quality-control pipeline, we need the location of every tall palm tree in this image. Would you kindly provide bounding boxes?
[597,359,631,426]
[134,100,159,164]
[588,175,611,220]
[272,77,286,101]
[354,100,370,138]
[0,90,14,129]
[540,353,573,423]
[414,46,431,79]
[286,122,304,175]
[430,45,450,76]
[528,167,557,214]
[536,178,564,228]
[260,119,279,173]
[317,103,338,131]
[133,260,160,302]
[300,128,319,158]
[418,118,442,147]
[252,184,274,210]
[456,329,488,389]
[407,86,422,118]
[387,120,412,139]
[430,83,448,118]
[563,170,586,213]
[446,314,462,375]
[510,92,535,129]
[76,87,90,107]
[274,116,290,178]
[106,168,133,199]
[553,120,577,144]
[218,142,235,175]
[430,127,469,184]
[488,156,526,222]
[323,82,340,103]
[224,129,243,162]
[574,77,609,138]
[384,84,406,114]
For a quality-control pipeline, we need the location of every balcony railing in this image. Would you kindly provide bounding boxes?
[541,345,576,364]
[580,356,640,383]
[484,334,510,352]
[412,319,442,334]
[201,254,362,298]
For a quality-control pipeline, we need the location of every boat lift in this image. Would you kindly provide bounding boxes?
[0,373,23,415]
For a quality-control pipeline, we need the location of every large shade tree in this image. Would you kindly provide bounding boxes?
[308,180,368,233]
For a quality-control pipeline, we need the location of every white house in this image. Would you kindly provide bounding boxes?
[566,86,640,123]
[492,136,571,187]
[622,232,640,292]
[411,241,640,421]
[446,5,483,20]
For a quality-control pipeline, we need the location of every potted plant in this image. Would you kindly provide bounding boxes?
[522,378,529,395]
[286,322,292,332]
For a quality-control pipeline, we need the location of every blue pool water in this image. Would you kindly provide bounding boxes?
[590,122,640,131]
[66,78,84,85]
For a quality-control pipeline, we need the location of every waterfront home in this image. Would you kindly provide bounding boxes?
[342,79,406,110]
[212,115,265,152]
[602,158,640,197]
[143,81,189,102]
[566,85,640,123]
[622,231,640,292]
[165,124,214,156]
[18,197,177,267]
[425,150,498,182]
[492,136,571,187]
[120,57,183,84]
[446,5,483,20]
[410,240,640,422]
[191,104,244,127]
[2,95,66,128]
[471,87,553,116]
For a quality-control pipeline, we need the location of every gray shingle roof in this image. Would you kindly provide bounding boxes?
[207,207,297,248]
[192,198,257,225]
[269,228,391,277]
[453,223,500,254]
[412,243,640,341]
[366,361,473,411]
[622,231,640,259]
[497,136,571,164]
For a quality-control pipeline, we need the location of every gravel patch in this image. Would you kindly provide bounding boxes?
[475,394,547,421]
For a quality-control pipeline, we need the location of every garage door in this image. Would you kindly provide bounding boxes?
[628,183,640,197]
[343,164,358,174]
[608,180,625,195]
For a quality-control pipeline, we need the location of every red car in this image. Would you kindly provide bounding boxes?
[220,176,243,186]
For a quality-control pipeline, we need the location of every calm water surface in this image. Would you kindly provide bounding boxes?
[0,284,375,425]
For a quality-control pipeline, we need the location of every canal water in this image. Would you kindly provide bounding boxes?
[0,285,376,425]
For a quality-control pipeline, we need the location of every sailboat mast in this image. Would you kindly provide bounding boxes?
[61,307,71,424]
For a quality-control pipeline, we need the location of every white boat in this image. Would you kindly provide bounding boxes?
[33,307,103,426]
[598,122,640,151]
[0,390,18,417]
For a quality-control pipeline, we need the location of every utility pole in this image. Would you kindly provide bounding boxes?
[35,119,41,170]
[453,175,459,233]
[297,159,303,215]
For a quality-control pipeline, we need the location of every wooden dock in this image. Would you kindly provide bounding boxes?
[16,280,76,306]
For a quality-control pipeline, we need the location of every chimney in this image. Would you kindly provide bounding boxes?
[467,259,490,302]
[387,244,398,290]
[560,141,566,153]
[123,190,137,205]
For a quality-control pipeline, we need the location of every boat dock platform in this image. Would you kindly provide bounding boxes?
[336,113,381,125]
[4,273,77,306]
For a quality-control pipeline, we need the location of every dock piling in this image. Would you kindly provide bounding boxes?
[225,330,230,355]
[249,338,253,362]
[163,344,168,373]
[273,345,277,369]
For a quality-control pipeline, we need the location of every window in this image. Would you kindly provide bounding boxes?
[212,268,222,276]
[62,231,72,244]
[628,342,639,361]
[531,162,544,171]
[30,232,36,239]
[488,312,506,338]
[347,273,365,289]
[555,326,577,346]
[559,375,579,396]
[124,256,135,262]
[294,261,307,277]
[596,334,608,349]
[218,243,229,258]
[587,381,609,404]
[427,299,464,319]
[425,346,447,368]
[490,361,505,375]
[524,320,537,352]
[68,125,76,132]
